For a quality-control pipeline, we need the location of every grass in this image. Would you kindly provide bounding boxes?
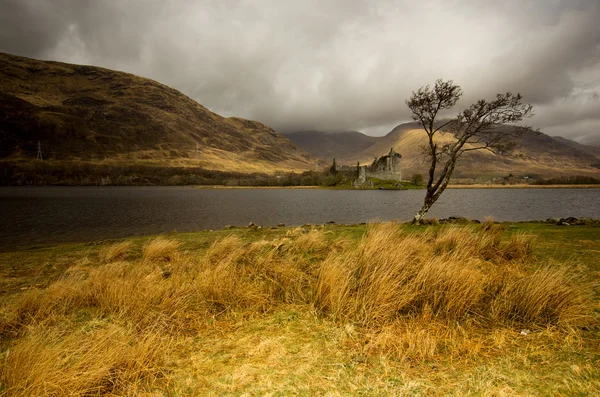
[0,222,599,395]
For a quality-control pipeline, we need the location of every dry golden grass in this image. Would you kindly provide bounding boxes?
[1,325,171,396]
[99,240,132,263]
[491,266,592,326]
[421,217,440,226]
[141,237,181,263]
[314,224,584,328]
[483,215,495,231]
[0,223,597,395]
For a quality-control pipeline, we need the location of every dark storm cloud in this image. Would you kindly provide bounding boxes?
[1,0,599,142]
[0,0,66,55]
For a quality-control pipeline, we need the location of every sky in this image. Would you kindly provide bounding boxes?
[1,0,599,144]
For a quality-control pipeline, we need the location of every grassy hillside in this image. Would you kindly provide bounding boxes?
[287,123,600,179]
[1,222,599,395]
[0,52,314,173]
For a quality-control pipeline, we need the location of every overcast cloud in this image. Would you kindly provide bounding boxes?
[1,0,599,143]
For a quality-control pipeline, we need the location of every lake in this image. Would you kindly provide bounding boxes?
[1,186,599,249]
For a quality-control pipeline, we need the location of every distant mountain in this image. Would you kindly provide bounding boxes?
[282,130,377,161]
[552,136,600,159]
[0,52,313,173]
[580,135,600,147]
[285,123,600,179]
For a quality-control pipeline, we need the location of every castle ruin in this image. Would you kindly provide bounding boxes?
[333,148,402,187]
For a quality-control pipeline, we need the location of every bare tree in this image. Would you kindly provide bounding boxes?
[406,79,534,224]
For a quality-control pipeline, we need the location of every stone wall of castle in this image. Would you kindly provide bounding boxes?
[366,167,402,182]
[335,148,402,186]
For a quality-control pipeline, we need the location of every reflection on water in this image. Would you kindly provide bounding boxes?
[1,186,599,249]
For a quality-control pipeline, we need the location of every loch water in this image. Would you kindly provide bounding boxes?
[1,186,599,249]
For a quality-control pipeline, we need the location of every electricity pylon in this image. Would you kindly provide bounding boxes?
[36,141,43,160]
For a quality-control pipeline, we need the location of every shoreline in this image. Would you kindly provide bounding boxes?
[192,184,600,189]
[2,183,599,189]
[2,217,598,253]
[447,184,600,189]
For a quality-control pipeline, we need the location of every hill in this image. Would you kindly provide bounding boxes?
[0,52,313,173]
[286,123,600,179]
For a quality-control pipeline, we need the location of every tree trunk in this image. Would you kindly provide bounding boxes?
[412,192,434,224]
[412,205,431,224]
[412,157,457,224]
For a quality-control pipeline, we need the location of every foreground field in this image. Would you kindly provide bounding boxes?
[1,222,599,396]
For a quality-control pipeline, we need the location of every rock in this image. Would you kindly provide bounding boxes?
[225,225,235,229]
[557,217,585,226]
[520,329,530,336]
[278,223,286,227]
[439,216,471,225]
[564,217,585,225]
[248,222,255,227]
[326,221,336,224]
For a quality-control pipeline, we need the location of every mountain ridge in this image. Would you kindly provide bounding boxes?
[552,136,600,159]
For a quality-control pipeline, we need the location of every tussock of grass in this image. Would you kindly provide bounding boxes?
[491,266,591,326]
[99,240,132,263]
[315,224,570,327]
[421,217,440,226]
[483,215,495,231]
[502,232,536,261]
[141,237,181,262]
[0,223,596,394]
[1,325,171,396]
[198,236,273,311]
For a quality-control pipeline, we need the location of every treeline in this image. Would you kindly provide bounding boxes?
[0,161,343,186]
[529,175,600,185]
[2,161,597,187]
